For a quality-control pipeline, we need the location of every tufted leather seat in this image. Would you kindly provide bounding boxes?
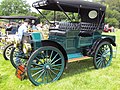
[78,22,98,37]
[49,22,80,36]
[49,22,101,37]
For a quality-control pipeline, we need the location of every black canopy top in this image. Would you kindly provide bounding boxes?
[33,0,106,12]
[0,16,37,20]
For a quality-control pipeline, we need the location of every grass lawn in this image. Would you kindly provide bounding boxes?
[0,30,120,90]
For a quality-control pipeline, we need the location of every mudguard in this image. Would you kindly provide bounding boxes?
[88,37,116,57]
[41,40,68,65]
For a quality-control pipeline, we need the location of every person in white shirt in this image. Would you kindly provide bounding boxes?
[17,19,30,41]
[15,19,30,65]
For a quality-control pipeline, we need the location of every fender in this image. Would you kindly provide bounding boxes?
[41,40,68,66]
[88,37,116,57]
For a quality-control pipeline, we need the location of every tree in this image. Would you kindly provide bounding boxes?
[105,18,119,27]
[0,0,31,16]
[39,10,68,23]
[105,0,120,12]
[105,0,120,28]
[93,0,120,28]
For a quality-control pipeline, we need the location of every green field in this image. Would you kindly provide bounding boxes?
[0,30,120,90]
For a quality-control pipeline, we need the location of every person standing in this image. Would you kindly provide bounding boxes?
[15,19,30,65]
[17,19,30,41]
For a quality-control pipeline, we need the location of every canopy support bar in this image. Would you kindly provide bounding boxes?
[54,11,56,24]
[36,8,51,24]
[97,12,105,30]
[57,4,72,22]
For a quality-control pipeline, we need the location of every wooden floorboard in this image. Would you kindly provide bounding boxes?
[68,56,92,63]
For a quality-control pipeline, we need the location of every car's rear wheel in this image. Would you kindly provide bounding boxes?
[93,41,113,69]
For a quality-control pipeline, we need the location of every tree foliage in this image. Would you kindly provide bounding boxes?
[0,0,31,16]
[105,0,120,12]
[105,8,120,27]
[40,10,80,23]
[40,10,68,22]
[105,0,120,28]
[94,0,120,28]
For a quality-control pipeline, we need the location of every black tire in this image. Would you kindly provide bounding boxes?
[3,44,14,60]
[93,41,113,69]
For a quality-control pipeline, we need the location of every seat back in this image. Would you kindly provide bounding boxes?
[79,22,100,37]
[59,22,81,31]
[81,22,98,31]
[31,32,43,41]
[49,22,81,37]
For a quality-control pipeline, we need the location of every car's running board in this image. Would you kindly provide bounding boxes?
[68,56,92,63]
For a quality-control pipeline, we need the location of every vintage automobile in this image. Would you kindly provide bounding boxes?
[10,0,116,86]
[0,16,37,60]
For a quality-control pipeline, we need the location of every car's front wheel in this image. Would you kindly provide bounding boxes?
[27,46,65,86]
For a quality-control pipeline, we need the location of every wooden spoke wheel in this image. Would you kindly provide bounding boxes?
[10,47,26,68]
[93,41,113,69]
[27,46,65,86]
[3,44,14,60]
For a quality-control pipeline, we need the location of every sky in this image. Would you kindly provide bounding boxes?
[26,0,38,12]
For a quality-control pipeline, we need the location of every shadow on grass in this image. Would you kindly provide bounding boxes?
[62,58,94,79]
